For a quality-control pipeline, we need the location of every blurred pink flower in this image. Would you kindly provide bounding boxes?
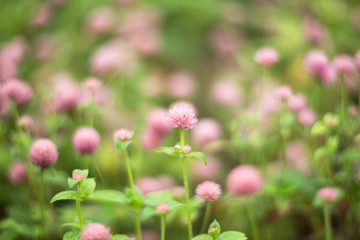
[31,3,52,27]
[167,71,196,98]
[0,37,26,63]
[348,105,358,116]
[85,77,101,93]
[192,118,222,146]
[317,187,338,203]
[167,102,198,130]
[195,181,221,202]
[129,30,161,56]
[136,175,174,195]
[29,139,59,167]
[86,7,116,34]
[303,16,326,44]
[287,94,308,112]
[192,156,221,181]
[113,128,133,141]
[297,109,316,126]
[254,47,279,67]
[80,223,112,240]
[274,85,292,101]
[120,9,160,37]
[210,26,240,55]
[147,108,172,136]
[141,129,163,151]
[211,79,240,107]
[333,54,356,74]
[73,172,85,180]
[304,50,336,85]
[18,115,34,128]
[8,161,27,184]
[182,145,191,153]
[227,165,263,195]
[34,35,56,59]
[156,203,170,213]
[73,127,101,154]
[286,141,311,175]
[2,79,33,105]
[355,50,360,69]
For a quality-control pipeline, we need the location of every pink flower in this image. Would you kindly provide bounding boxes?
[167,71,196,98]
[317,187,338,203]
[73,172,85,180]
[211,79,241,107]
[195,181,221,202]
[304,50,336,85]
[274,85,292,101]
[85,77,101,93]
[170,101,197,114]
[8,161,27,184]
[287,94,308,112]
[286,141,311,175]
[210,27,239,55]
[29,139,59,167]
[192,156,221,181]
[303,16,326,44]
[2,79,33,105]
[128,30,161,57]
[113,128,133,141]
[141,129,163,151]
[86,7,115,34]
[297,109,316,126]
[254,47,279,67]
[167,102,198,130]
[227,165,263,195]
[18,115,34,128]
[192,118,222,146]
[73,127,101,154]
[333,55,355,74]
[156,203,170,213]
[80,223,112,240]
[147,108,172,136]
[355,50,360,68]
[182,145,191,153]
[136,176,174,195]
[30,3,52,27]
[348,105,358,116]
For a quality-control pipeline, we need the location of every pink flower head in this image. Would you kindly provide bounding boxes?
[73,172,85,180]
[18,115,34,128]
[31,3,52,27]
[86,7,115,34]
[29,139,59,167]
[274,85,292,101]
[287,94,308,112]
[136,176,174,195]
[114,128,133,141]
[304,50,332,83]
[192,118,222,146]
[85,77,101,93]
[210,27,239,55]
[156,203,170,213]
[227,165,263,195]
[211,79,241,107]
[2,79,33,105]
[286,141,311,175]
[182,145,191,153]
[147,108,172,136]
[254,47,279,67]
[129,30,161,57]
[317,187,338,203]
[195,181,221,202]
[297,109,316,126]
[8,161,27,184]
[80,223,112,240]
[73,127,100,154]
[320,65,336,85]
[170,101,197,114]
[167,102,198,130]
[167,71,196,98]
[192,156,221,181]
[348,105,358,116]
[355,50,360,69]
[141,129,163,151]
[303,16,326,44]
[333,54,355,74]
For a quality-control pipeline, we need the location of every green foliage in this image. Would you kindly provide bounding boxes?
[115,139,133,152]
[63,230,81,240]
[50,191,82,203]
[88,190,127,204]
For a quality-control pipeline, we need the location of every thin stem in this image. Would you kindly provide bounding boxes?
[253,68,266,114]
[135,210,142,240]
[40,169,46,239]
[200,202,212,233]
[340,77,346,123]
[180,129,185,148]
[245,199,260,240]
[77,184,83,229]
[160,215,166,240]
[93,156,106,186]
[124,149,135,195]
[324,205,332,240]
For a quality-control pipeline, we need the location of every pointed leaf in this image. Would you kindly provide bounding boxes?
[63,230,81,240]
[50,191,81,203]
[80,179,96,200]
[188,152,207,166]
[115,139,133,152]
[191,234,213,240]
[89,190,126,204]
[155,147,180,156]
[219,231,247,240]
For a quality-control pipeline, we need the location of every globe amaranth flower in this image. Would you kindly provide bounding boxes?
[195,181,221,202]
[167,102,198,130]
[73,172,85,180]
[227,165,263,195]
[8,161,27,184]
[2,79,33,105]
[332,54,355,74]
[254,47,279,67]
[80,223,112,240]
[274,85,292,101]
[287,94,308,112]
[113,128,133,141]
[18,115,34,128]
[85,77,101,93]
[156,203,170,214]
[317,187,339,203]
[29,138,59,167]
[192,118,222,146]
[297,108,316,126]
[73,126,100,154]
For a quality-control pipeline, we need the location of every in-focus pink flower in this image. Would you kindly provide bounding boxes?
[113,128,133,141]
[147,108,172,136]
[73,172,85,180]
[227,165,263,195]
[192,118,222,146]
[29,139,59,167]
[73,127,101,154]
[18,115,34,128]
[85,77,101,93]
[333,55,355,74]
[317,187,338,203]
[156,203,170,213]
[8,161,27,184]
[167,102,198,130]
[167,71,196,98]
[211,79,241,107]
[254,47,279,67]
[287,94,308,112]
[80,223,112,240]
[2,79,33,105]
[274,85,292,101]
[195,181,221,202]
[297,109,316,126]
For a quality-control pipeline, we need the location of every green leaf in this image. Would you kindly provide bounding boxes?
[112,234,135,240]
[50,191,81,203]
[191,234,213,240]
[115,139,133,152]
[311,122,328,136]
[88,190,126,204]
[143,191,173,206]
[140,206,158,221]
[188,152,207,166]
[68,170,88,188]
[63,230,81,240]
[156,147,180,156]
[219,231,247,240]
[80,179,96,200]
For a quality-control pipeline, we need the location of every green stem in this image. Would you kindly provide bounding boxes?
[77,184,83,229]
[200,202,212,233]
[160,215,166,240]
[180,129,193,239]
[124,149,135,195]
[253,68,266,113]
[324,205,332,240]
[135,210,142,240]
[40,169,46,239]
[340,77,346,123]
[245,200,260,240]
[93,156,106,186]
